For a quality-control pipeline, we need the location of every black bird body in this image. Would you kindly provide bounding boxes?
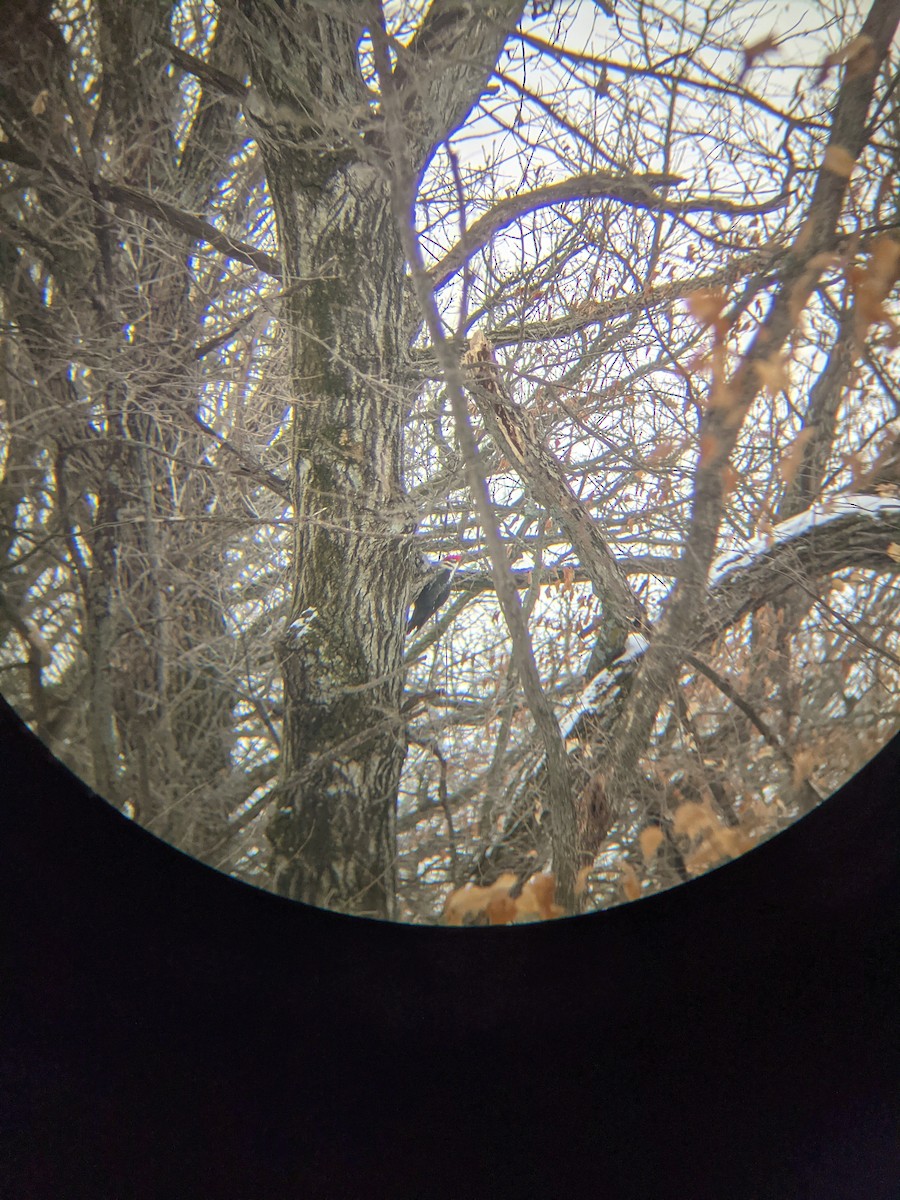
[407,556,460,632]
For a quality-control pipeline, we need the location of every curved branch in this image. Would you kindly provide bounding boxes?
[430,170,683,287]
[705,494,900,634]
[411,245,786,366]
[429,171,789,289]
[165,41,249,99]
[463,332,646,666]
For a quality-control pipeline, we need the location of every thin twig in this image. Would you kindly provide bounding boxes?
[370,4,580,909]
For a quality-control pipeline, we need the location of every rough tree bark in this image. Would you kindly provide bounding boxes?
[242,1,526,915]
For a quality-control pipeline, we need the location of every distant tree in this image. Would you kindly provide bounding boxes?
[2,0,898,921]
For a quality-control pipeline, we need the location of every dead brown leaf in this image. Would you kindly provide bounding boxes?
[699,431,722,466]
[485,895,518,925]
[639,825,665,865]
[443,872,568,926]
[754,352,791,396]
[443,872,519,926]
[672,800,720,841]
[687,290,727,327]
[619,861,642,902]
[517,873,565,921]
[738,34,779,81]
[851,235,900,346]
[721,464,739,496]
[823,145,857,179]
[684,826,753,875]
[814,34,876,86]
[792,747,815,788]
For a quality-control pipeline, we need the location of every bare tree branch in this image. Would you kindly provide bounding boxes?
[599,0,900,814]
[462,331,646,667]
[429,171,792,288]
[165,41,249,99]
[390,0,526,167]
[0,137,281,278]
[372,2,580,909]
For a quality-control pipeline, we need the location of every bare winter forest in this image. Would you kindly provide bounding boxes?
[2,0,899,921]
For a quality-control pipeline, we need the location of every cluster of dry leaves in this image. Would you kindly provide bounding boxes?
[443,27,898,926]
[688,233,900,364]
[443,871,566,925]
[685,227,899,491]
[619,798,759,903]
[441,791,763,921]
[848,235,900,349]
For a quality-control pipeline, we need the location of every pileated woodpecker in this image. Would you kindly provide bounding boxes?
[407,554,461,632]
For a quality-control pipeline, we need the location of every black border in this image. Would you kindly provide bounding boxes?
[2,696,898,1198]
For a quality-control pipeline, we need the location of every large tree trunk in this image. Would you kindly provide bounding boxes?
[263,161,413,917]
[246,4,414,914]
[244,1,525,915]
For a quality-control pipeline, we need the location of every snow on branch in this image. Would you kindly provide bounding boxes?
[560,493,900,739]
[709,494,900,585]
[705,493,900,633]
[559,634,650,741]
